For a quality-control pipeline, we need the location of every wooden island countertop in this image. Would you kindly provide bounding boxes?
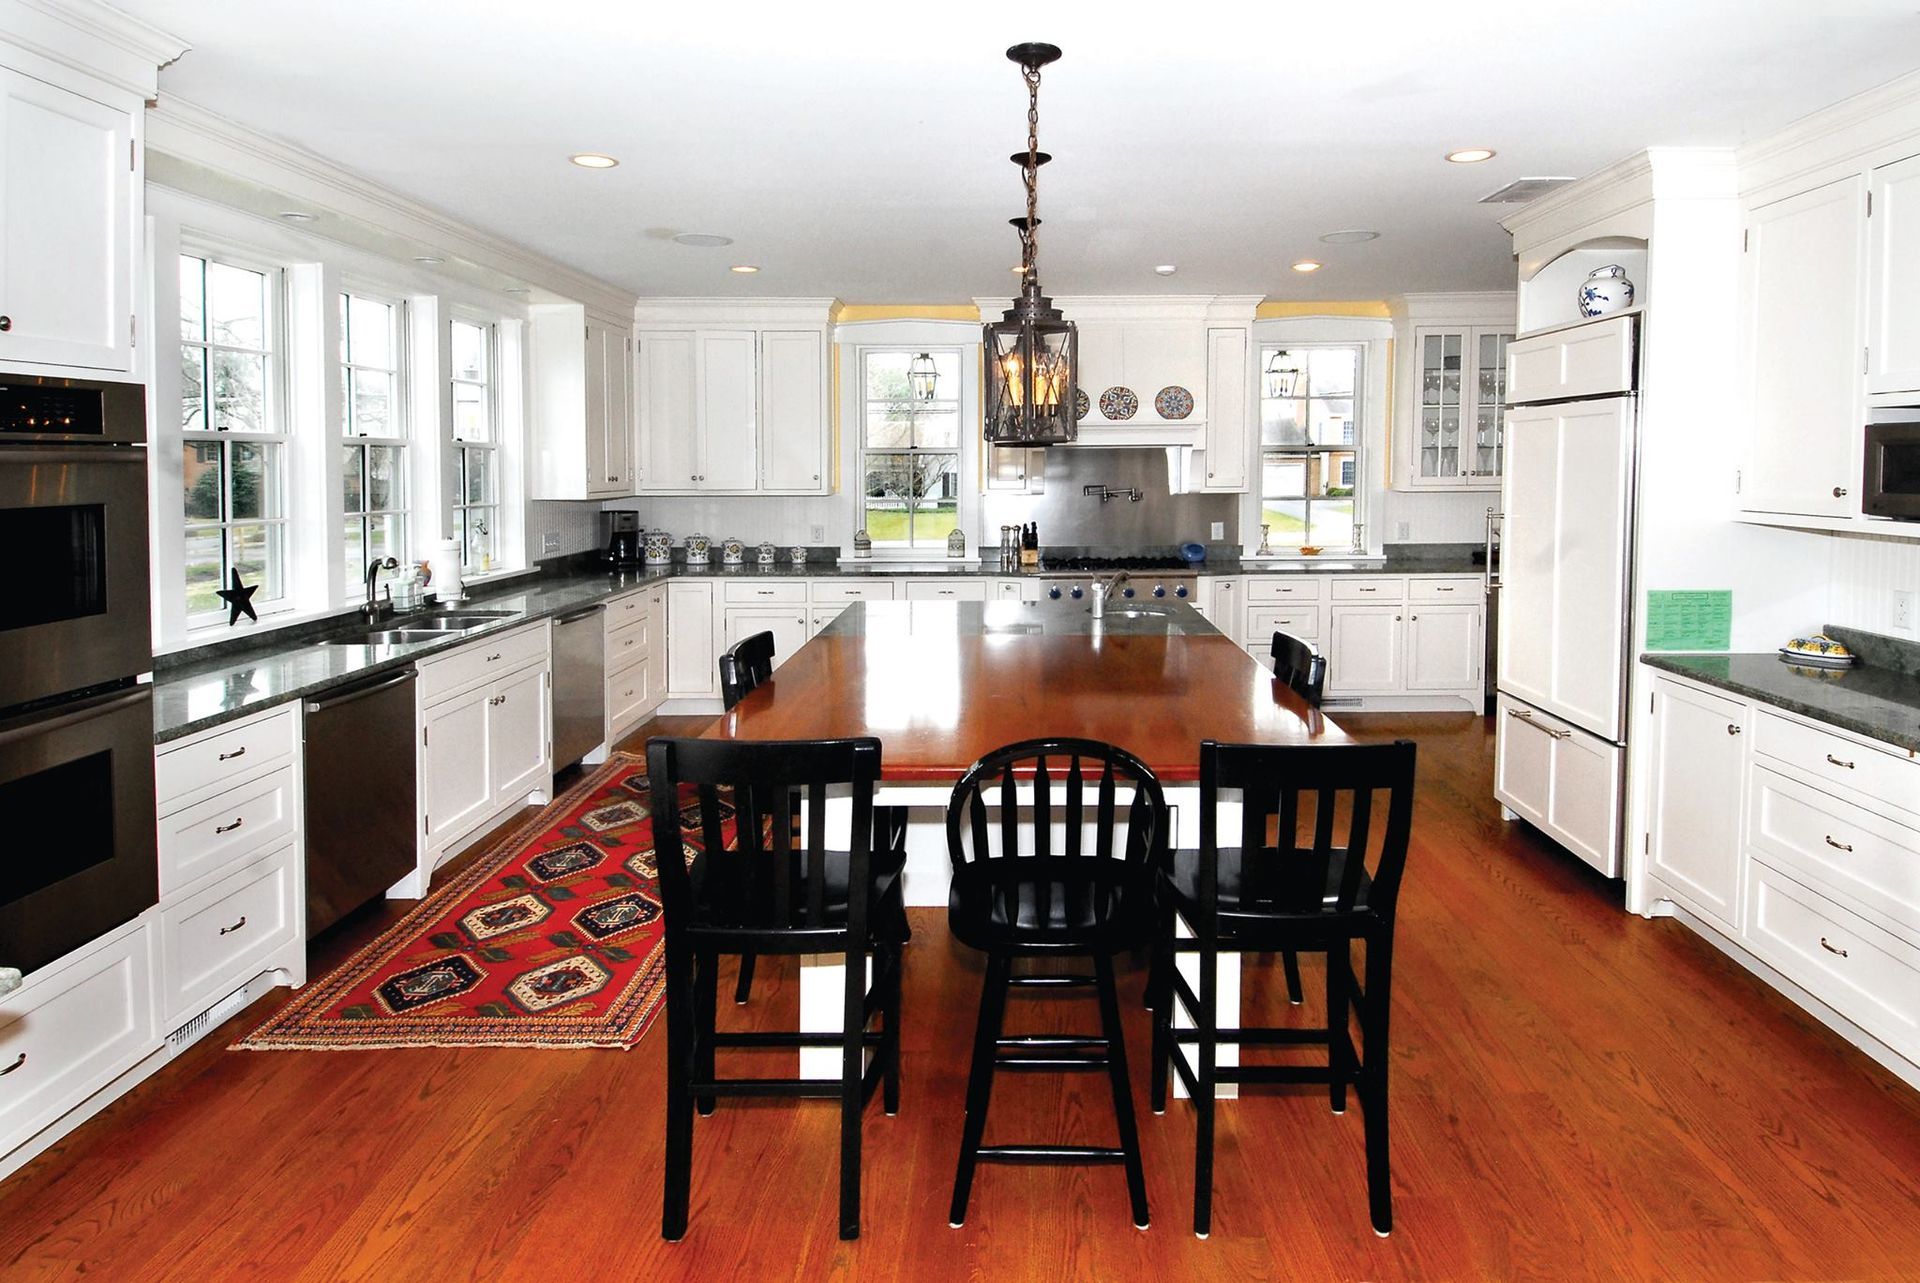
[704,599,1341,781]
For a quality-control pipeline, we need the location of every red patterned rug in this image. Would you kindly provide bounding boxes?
[236,752,710,1051]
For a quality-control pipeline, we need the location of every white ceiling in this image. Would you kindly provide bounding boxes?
[118,0,1920,302]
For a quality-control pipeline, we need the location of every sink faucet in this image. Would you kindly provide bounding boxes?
[363,556,399,623]
[1091,571,1130,619]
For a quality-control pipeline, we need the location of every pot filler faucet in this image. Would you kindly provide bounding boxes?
[1091,571,1130,619]
[1082,484,1144,503]
[363,556,399,623]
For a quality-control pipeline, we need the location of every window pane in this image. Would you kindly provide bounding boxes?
[453,381,488,443]
[1307,348,1355,397]
[230,522,285,604]
[183,441,223,521]
[180,347,207,432]
[183,524,223,614]
[451,321,487,382]
[1308,397,1355,447]
[366,445,404,511]
[229,441,281,521]
[206,262,267,350]
[863,499,910,544]
[342,519,365,594]
[367,512,405,567]
[911,500,956,548]
[1261,500,1308,548]
[178,257,206,342]
[342,444,364,513]
[462,447,493,505]
[347,296,395,367]
[461,505,496,569]
[1310,498,1356,548]
[1262,453,1306,498]
[913,453,959,501]
[1260,397,1308,447]
[864,404,914,449]
[209,350,267,433]
[914,409,961,450]
[863,453,913,500]
[347,368,394,437]
[1320,450,1357,497]
[864,351,910,402]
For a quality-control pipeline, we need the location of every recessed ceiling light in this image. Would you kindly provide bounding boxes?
[1291,260,1322,273]
[569,152,619,169]
[1446,148,1496,164]
[413,255,444,265]
[729,265,759,274]
[1154,264,1177,276]
[277,211,315,222]
[672,232,733,248]
[1318,229,1380,244]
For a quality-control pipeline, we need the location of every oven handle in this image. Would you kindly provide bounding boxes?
[0,685,150,749]
[0,446,148,467]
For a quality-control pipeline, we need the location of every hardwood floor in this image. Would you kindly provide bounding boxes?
[3,713,1918,1280]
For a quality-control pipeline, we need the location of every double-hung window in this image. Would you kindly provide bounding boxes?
[1259,345,1362,551]
[179,253,288,620]
[450,319,498,571]
[859,349,962,550]
[340,292,408,591]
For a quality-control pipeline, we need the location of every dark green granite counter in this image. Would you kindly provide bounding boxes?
[1639,649,1920,754]
[820,598,1221,639]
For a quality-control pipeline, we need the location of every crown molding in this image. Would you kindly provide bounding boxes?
[972,294,1260,323]
[1388,291,1518,323]
[1738,68,1920,204]
[1,0,186,98]
[631,297,838,326]
[145,96,634,316]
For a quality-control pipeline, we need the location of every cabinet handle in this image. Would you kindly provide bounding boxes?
[214,817,245,834]
[812,474,819,482]
[1359,587,1376,592]
[1832,486,1848,498]
[1825,754,1854,769]
[1819,936,1849,958]
[0,316,12,333]
[1434,586,1455,592]
[217,747,247,761]
[219,916,249,936]
[1727,724,1741,735]
[607,474,617,482]
[1824,835,1854,852]
[1507,708,1571,740]
[487,653,502,662]
[0,1052,24,1076]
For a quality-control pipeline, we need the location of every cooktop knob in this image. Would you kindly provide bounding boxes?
[1175,585,1189,598]
[1070,586,1084,599]
[1122,587,1136,599]
[1152,585,1166,598]
[1048,586,1062,600]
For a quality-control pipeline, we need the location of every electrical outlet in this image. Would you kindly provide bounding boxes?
[809,525,825,543]
[1895,589,1916,632]
[1210,521,1225,540]
[1396,521,1411,540]
[540,530,561,555]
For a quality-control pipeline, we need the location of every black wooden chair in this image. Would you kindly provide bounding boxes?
[1151,739,1416,1238]
[1270,630,1327,708]
[719,630,778,1003]
[649,735,908,1242]
[944,738,1166,1230]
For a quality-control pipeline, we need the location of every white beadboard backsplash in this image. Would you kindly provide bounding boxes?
[529,501,603,559]
[1380,489,1498,545]
[1824,530,1920,638]
[604,494,846,548]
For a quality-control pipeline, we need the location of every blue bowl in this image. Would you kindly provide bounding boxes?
[1179,542,1207,564]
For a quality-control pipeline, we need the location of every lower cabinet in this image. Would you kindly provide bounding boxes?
[1494,692,1623,877]
[1404,605,1483,691]
[157,843,299,1029]
[606,584,667,741]
[1645,677,1748,932]
[665,580,718,699]
[418,626,553,872]
[1325,605,1404,695]
[722,605,810,667]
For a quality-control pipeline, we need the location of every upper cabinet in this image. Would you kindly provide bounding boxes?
[1867,153,1920,396]
[1389,294,1516,492]
[633,301,832,496]
[529,305,634,499]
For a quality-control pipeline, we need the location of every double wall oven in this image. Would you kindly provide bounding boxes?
[0,376,157,975]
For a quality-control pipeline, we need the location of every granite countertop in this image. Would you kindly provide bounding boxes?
[1640,630,1920,754]
[820,598,1222,638]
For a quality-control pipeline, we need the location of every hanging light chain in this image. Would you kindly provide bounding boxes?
[1023,61,1042,276]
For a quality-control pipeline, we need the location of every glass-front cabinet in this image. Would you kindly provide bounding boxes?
[1405,325,1512,490]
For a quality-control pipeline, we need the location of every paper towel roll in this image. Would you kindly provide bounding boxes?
[428,538,465,602]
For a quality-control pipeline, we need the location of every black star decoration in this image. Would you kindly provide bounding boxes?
[216,569,260,625]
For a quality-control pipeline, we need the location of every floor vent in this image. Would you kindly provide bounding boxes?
[1322,697,1365,709]
[1479,177,1578,204]
[166,981,258,1053]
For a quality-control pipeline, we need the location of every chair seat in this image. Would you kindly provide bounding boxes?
[949,858,1156,952]
[1161,846,1374,937]
[690,847,911,945]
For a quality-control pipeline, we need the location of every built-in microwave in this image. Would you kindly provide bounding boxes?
[1864,411,1920,521]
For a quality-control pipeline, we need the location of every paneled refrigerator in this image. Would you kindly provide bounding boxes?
[1492,314,1638,877]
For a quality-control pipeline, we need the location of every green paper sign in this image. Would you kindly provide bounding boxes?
[1645,590,1733,652]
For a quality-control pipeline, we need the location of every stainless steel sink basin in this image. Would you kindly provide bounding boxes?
[397,612,516,631]
[319,609,518,647]
[1091,607,1172,620]
[322,628,445,646]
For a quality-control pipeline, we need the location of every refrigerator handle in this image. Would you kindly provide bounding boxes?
[1484,507,1502,590]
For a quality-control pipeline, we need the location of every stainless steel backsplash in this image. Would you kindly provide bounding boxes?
[980,448,1240,549]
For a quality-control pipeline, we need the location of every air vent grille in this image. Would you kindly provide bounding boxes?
[1479,177,1578,205]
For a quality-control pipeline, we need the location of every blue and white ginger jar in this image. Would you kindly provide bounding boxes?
[1577,264,1635,318]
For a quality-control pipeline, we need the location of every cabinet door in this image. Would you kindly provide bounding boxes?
[1412,329,1468,484]
[665,580,717,697]
[1464,329,1511,483]
[637,332,698,492]
[1127,323,1208,420]
[985,445,1044,492]
[644,589,668,715]
[1075,322,1123,411]
[698,330,758,490]
[723,607,810,670]
[759,330,827,492]
[1744,175,1864,517]
[1325,605,1404,695]
[422,691,492,849]
[1868,154,1920,395]
[487,665,550,804]
[0,69,134,371]
[1647,679,1747,931]
[582,319,614,495]
[1201,327,1249,490]
[1404,604,1480,690]
[594,320,632,494]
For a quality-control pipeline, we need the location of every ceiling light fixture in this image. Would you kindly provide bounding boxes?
[1265,349,1302,400]
[983,42,1077,447]
[907,352,940,403]
[1154,264,1177,276]
[277,211,315,222]
[672,232,733,248]
[1318,229,1380,244]
[569,152,619,169]
[1446,148,1496,164]
[729,265,759,274]
[413,255,444,265]
[1292,259,1322,273]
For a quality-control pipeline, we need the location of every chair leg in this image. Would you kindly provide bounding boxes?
[695,950,719,1116]
[1193,944,1217,1239]
[1362,938,1395,1237]
[839,948,866,1240]
[1282,949,1304,1006]
[1149,927,1172,1115]
[949,953,1009,1228]
[662,943,696,1241]
[1327,944,1350,1116]
[1094,953,1150,1229]
[882,943,902,1116]
[733,951,757,1004]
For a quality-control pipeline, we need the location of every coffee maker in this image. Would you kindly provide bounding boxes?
[605,510,641,565]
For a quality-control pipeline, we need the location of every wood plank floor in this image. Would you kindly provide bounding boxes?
[3,713,1918,1281]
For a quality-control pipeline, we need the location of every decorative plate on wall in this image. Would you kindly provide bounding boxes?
[1154,385,1194,419]
[1074,387,1090,420]
[1099,386,1139,420]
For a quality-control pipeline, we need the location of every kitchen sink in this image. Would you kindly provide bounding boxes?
[1092,607,1172,620]
[322,628,445,647]
[394,611,516,630]
[319,609,518,647]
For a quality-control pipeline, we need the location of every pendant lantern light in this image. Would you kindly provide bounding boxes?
[983,42,1078,446]
[907,351,940,403]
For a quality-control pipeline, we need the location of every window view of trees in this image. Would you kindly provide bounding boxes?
[861,350,962,547]
[340,293,407,591]
[1260,346,1361,550]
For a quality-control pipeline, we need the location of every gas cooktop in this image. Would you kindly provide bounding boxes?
[1040,556,1193,574]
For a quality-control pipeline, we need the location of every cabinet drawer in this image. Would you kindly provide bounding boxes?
[1245,578,1325,604]
[607,608,656,671]
[159,844,299,1027]
[1246,606,1320,642]
[158,766,297,897]
[1749,766,1920,933]
[604,588,653,628]
[1752,710,1918,816]
[1746,863,1920,1063]
[1329,577,1406,602]
[811,580,896,602]
[606,664,659,732]
[1493,695,1622,877]
[906,580,988,601]
[156,706,297,813]
[0,924,156,1158]
[1408,577,1481,603]
[723,581,807,604]
[417,623,548,705]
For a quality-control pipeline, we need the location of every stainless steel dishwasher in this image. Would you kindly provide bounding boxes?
[303,666,418,936]
[551,604,606,770]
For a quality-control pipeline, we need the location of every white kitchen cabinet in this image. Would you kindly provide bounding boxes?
[1197,327,1249,491]
[1404,604,1482,691]
[1867,152,1920,395]
[1403,326,1513,490]
[759,329,829,493]
[905,579,988,602]
[529,306,632,499]
[637,329,757,492]
[1741,175,1865,519]
[420,689,491,849]
[1201,575,1239,632]
[487,663,551,803]
[1646,677,1749,933]
[985,445,1046,493]
[605,583,666,740]
[0,66,136,372]
[665,579,718,699]
[636,330,697,491]
[1494,693,1623,877]
[722,604,810,670]
[1506,313,1635,403]
[1324,604,1404,696]
[417,624,552,870]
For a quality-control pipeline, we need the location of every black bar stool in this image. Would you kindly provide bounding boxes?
[718,631,778,1004]
[944,737,1165,1230]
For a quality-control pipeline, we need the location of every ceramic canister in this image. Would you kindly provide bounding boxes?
[643,530,673,565]
[684,532,711,565]
[755,541,778,566]
[789,545,808,566]
[721,537,746,566]
[1577,264,1635,318]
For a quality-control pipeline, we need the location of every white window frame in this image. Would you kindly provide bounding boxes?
[178,247,293,629]
[338,286,411,595]
[449,315,500,572]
